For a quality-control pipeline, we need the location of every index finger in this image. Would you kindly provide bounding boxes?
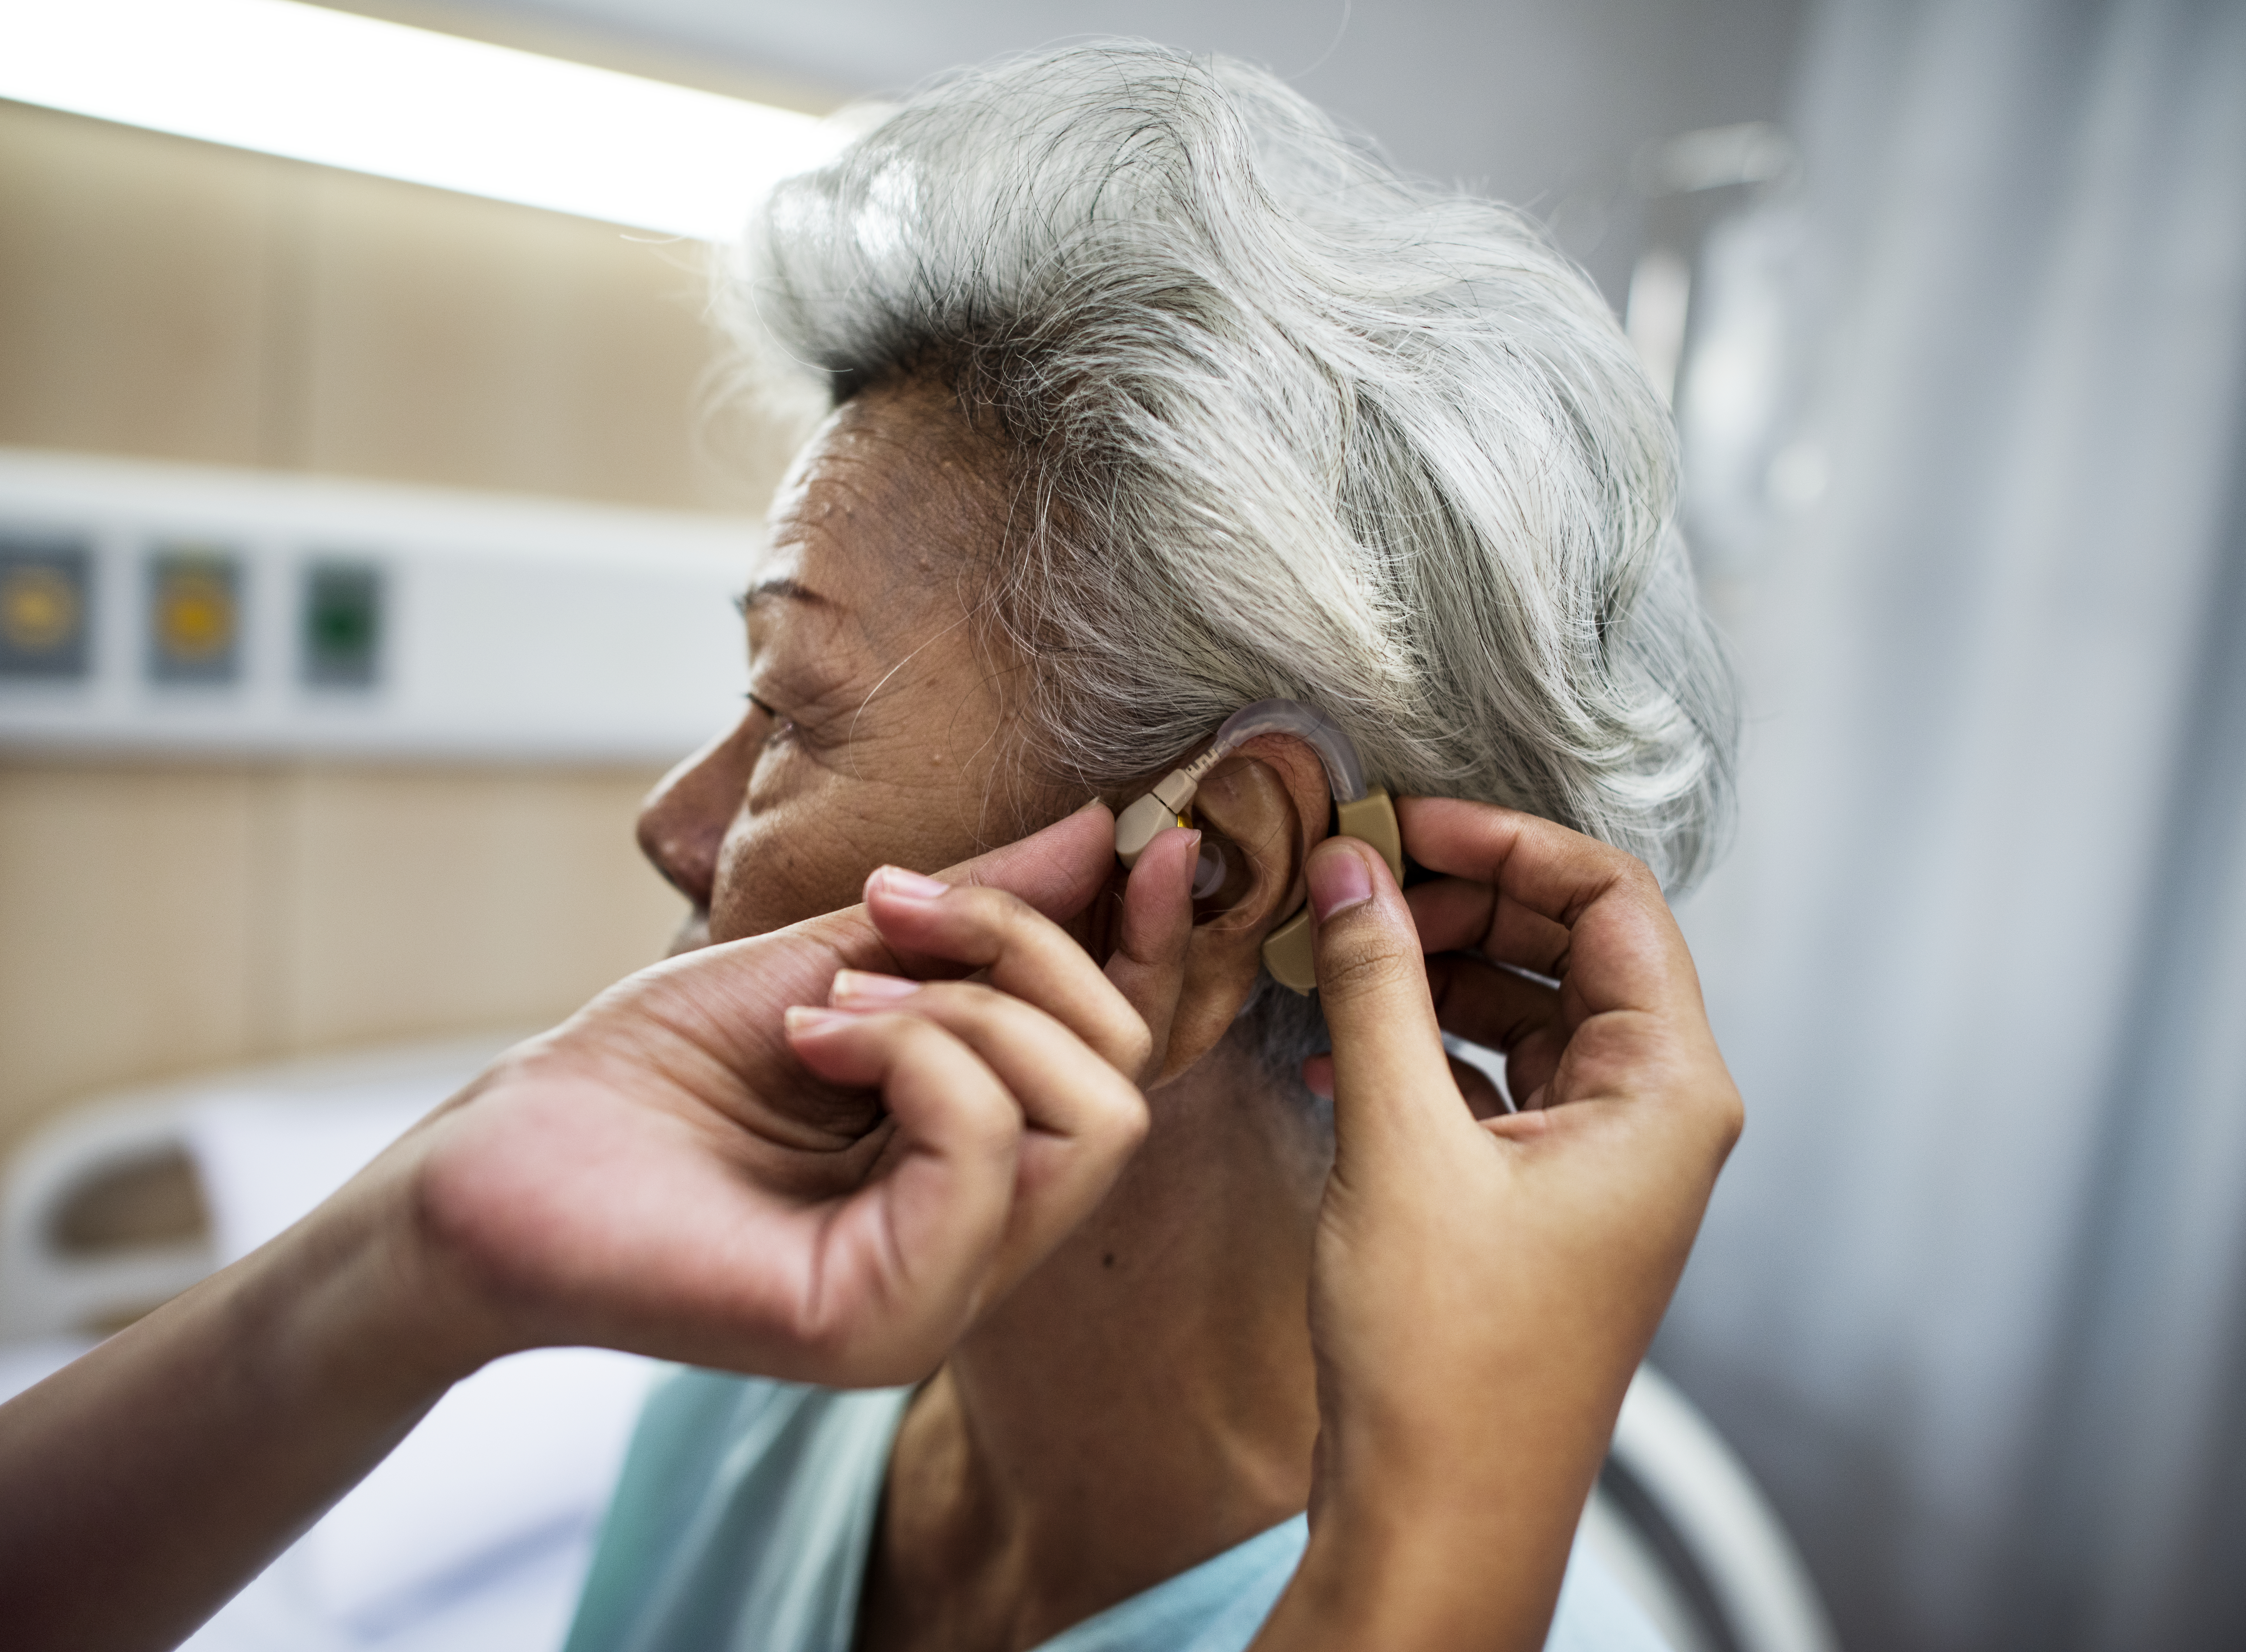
[1396,797,1699,1021]
[945,797,1119,921]
[862,874,1154,1083]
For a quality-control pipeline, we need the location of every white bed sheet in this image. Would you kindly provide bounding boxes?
[0,1048,660,1652]
[1,1335,650,1652]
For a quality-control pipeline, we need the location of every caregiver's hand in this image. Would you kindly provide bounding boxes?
[0,800,1170,1652]
[1254,798,1743,1652]
[409,811,1166,1387]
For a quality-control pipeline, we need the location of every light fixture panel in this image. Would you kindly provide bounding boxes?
[0,0,852,240]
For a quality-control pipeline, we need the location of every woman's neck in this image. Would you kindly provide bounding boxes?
[856,1040,1328,1652]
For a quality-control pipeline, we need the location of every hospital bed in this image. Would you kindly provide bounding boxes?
[0,1040,1836,1652]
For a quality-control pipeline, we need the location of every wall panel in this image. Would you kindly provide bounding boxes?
[295,169,767,510]
[263,764,683,1052]
[0,762,262,1149]
[0,758,684,1160]
[0,96,795,1159]
[0,102,278,466]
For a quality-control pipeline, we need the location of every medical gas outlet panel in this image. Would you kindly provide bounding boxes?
[0,450,750,763]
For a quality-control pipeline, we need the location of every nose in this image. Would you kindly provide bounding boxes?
[636,710,759,910]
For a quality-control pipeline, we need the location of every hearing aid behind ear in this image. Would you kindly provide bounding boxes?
[1114,699,1401,995]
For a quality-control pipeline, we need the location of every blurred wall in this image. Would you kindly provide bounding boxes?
[0,98,793,1162]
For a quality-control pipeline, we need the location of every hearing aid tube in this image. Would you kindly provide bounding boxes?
[1113,699,1371,866]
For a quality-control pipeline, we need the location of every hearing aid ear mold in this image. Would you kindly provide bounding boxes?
[1113,699,1402,994]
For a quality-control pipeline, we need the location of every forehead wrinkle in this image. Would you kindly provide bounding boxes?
[783,462,889,517]
[787,380,1005,548]
[757,381,1017,771]
[761,485,964,657]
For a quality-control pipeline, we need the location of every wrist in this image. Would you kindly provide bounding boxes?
[1258,1481,1579,1652]
[234,1135,508,1417]
[1256,1393,1610,1652]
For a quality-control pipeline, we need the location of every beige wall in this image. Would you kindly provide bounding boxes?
[0,761,683,1147]
[0,97,802,1160]
[0,97,790,505]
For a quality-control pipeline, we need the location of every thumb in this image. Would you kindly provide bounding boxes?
[1308,838,1460,1167]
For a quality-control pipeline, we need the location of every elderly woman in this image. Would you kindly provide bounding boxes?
[569,41,1735,1652]
[0,40,1741,1652]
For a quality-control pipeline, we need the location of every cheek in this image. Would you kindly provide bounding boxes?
[702,760,1010,943]
[706,793,873,942]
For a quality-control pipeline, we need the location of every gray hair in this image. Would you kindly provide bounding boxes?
[723,42,1738,1067]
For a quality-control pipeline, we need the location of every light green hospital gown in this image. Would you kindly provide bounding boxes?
[563,1368,1670,1652]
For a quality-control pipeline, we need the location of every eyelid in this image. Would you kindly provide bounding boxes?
[746,693,800,756]
[746,690,795,722]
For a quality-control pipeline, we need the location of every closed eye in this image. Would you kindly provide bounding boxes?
[747,694,798,748]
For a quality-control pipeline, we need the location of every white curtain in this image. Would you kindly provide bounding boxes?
[1653,1,2246,1647]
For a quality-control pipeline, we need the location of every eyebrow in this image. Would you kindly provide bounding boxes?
[738,577,833,613]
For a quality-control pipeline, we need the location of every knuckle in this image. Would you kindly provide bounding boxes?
[962,882,1036,933]
[940,1040,1022,1126]
[896,1015,981,1087]
[1107,1014,1155,1080]
[786,1295,857,1365]
[939,1073,1021,1154]
[1317,930,1424,1001]
[1082,1070,1151,1149]
[929,983,1063,1061]
[916,978,1004,1027]
[1710,1086,1746,1151]
[1615,853,1663,899]
[1102,1095,1152,1159]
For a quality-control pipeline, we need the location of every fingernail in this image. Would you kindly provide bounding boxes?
[1176,830,1209,899]
[869,866,949,901]
[831,969,920,1006]
[1307,844,1373,921]
[785,1005,857,1034]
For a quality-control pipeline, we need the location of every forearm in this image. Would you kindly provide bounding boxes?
[0,1154,487,1652]
[1251,1371,1624,1652]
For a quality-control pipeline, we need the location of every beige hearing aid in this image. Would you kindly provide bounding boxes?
[1114,699,1401,994]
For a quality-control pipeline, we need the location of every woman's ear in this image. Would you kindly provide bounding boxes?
[1149,738,1331,1084]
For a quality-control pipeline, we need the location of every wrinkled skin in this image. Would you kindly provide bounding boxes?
[639,379,1060,955]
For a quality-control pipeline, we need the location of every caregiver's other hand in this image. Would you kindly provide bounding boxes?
[1255,800,1742,1652]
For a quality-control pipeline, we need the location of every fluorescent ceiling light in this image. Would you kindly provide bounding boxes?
[0,0,852,240]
